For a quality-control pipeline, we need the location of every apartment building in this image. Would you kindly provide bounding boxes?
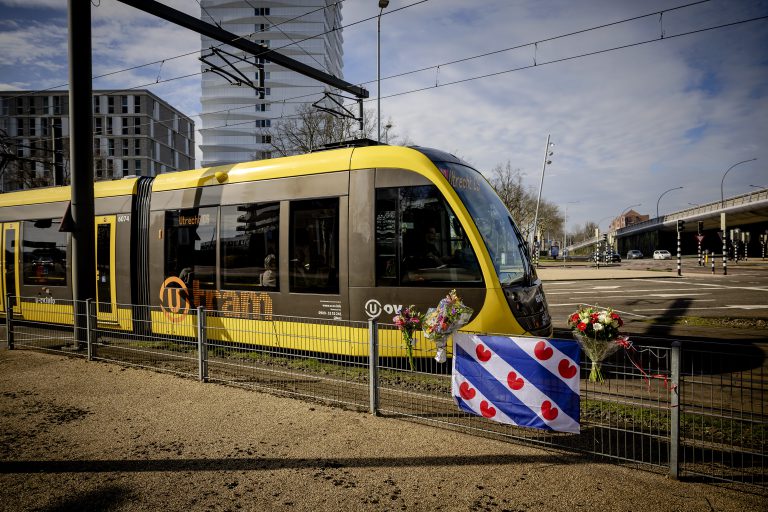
[0,90,195,191]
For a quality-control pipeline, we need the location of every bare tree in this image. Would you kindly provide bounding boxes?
[487,160,564,243]
[268,103,377,157]
[570,221,599,244]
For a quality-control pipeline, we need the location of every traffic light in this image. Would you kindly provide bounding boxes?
[677,220,685,232]
[698,221,703,234]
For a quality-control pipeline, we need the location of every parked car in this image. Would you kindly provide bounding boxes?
[653,250,672,260]
[626,250,643,259]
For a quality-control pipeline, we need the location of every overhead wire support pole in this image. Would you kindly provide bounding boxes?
[67,0,96,350]
[117,0,368,99]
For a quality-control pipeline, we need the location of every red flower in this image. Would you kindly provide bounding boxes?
[578,322,587,332]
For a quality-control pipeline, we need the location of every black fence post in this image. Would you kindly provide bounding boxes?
[369,318,379,416]
[197,306,208,382]
[669,341,681,479]
[6,293,14,350]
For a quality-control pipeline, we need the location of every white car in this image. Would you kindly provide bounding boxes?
[653,250,672,260]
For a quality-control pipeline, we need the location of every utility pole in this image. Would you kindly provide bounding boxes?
[67,0,96,348]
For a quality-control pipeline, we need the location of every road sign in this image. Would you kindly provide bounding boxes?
[696,234,705,243]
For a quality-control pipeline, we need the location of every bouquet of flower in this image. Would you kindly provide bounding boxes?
[393,305,422,371]
[567,305,627,383]
[422,289,473,363]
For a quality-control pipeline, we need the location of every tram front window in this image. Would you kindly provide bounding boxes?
[435,161,532,286]
[375,186,482,286]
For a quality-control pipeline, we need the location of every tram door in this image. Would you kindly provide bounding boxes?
[1,223,20,318]
[95,216,118,323]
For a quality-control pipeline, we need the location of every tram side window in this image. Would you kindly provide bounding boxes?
[164,208,217,290]
[220,202,279,290]
[290,198,339,294]
[375,185,483,287]
[22,219,68,287]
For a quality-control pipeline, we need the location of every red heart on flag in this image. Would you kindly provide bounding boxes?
[534,340,553,360]
[541,400,559,421]
[459,381,476,400]
[475,344,492,362]
[558,359,578,379]
[507,371,524,390]
[480,400,496,418]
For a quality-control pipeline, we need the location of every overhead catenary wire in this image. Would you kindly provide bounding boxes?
[377,14,768,101]
[86,1,727,119]
[3,0,768,162]
[0,0,353,103]
[8,9,766,154]
[0,0,711,118]
[0,0,717,118]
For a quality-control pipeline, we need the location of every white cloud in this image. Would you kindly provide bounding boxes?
[340,0,767,227]
[0,0,764,227]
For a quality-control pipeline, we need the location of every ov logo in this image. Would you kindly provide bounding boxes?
[364,299,403,319]
[159,276,190,323]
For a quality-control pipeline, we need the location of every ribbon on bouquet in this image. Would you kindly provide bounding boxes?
[615,337,674,391]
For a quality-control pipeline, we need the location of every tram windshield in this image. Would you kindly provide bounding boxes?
[435,161,533,285]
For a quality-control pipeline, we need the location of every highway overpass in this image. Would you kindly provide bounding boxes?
[566,188,768,257]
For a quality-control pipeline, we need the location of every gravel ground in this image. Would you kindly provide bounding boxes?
[1,348,766,512]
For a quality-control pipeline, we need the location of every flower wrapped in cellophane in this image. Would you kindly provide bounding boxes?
[567,305,627,383]
[422,290,473,363]
[393,305,422,371]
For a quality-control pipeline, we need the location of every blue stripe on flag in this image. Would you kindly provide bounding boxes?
[454,343,554,431]
[480,336,580,409]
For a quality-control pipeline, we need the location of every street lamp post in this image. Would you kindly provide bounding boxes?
[721,158,757,206]
[656,186,684,219]
[531,134,554,258]
[377,1,389,144]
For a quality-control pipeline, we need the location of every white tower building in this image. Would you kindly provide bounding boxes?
[199,1,344,167]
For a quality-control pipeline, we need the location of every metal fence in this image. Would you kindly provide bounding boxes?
[5,297,766,489]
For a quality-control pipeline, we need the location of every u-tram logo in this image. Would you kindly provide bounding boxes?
[159,276,190,323]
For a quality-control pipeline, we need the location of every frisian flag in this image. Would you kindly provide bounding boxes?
[452,334,580,433]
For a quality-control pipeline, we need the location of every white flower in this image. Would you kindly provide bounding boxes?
[593,323,604,331]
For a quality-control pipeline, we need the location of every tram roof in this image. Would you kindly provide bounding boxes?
[0,178,139,208]
[151,145,443,192]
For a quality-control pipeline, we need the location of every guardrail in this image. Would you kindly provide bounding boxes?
[5,297,766,489]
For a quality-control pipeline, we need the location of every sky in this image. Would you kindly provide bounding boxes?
[0,0,766,232]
